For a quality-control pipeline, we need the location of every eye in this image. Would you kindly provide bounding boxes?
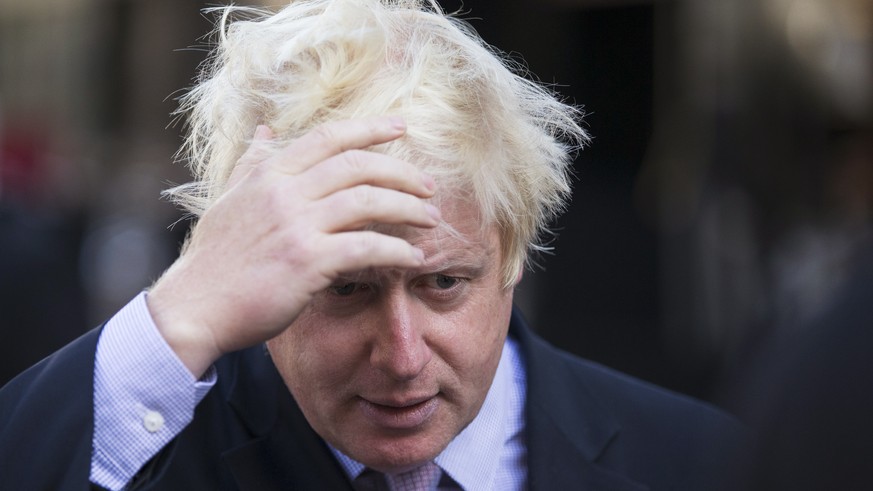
[415,273,467,304]
[330,282,368,296]
[419,274,465,292]
[433,274,459,289]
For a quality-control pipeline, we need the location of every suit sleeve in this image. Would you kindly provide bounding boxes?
[0,327,101,491]
[0,293,216,491]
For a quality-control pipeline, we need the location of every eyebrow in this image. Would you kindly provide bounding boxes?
[411,246,494,278]
[434,249,482,263]
[334,253,490,284]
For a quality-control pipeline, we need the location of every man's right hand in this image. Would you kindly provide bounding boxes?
[146,117,440,378]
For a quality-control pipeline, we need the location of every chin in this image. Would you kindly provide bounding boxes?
[346,431,451,474]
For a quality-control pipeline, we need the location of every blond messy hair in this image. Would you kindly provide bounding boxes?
[168,0,588,287]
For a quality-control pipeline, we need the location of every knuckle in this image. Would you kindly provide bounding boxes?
[352,184,376,207]
[280,227,317,264]
[346,233,377,262]
[263,185,290,213]
[340,149,368,174]
[290,232,315,260]
[310,122,337,143]
[344,149,368,173]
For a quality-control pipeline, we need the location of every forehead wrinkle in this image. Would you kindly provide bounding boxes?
[344,220,495,284]
[416,220,471,258]
[416,226,499,280]
[368,212,482,254]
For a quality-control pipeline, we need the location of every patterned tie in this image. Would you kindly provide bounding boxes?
[355,462,444,491]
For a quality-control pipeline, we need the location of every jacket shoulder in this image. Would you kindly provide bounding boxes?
[560,352,744,489]
[514,310,745,491]
[0,328,102,491]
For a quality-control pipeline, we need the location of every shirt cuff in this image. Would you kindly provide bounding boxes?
[90,291,217,490]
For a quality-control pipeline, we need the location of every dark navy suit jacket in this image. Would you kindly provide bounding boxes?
[0,309,743,490]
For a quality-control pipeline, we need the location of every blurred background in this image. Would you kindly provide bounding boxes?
[1,0,871,410]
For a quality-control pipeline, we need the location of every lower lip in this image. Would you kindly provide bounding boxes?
[358,397,439,429]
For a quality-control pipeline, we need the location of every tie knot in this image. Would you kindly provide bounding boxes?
[355,462,444,491]
[386,462,442,491]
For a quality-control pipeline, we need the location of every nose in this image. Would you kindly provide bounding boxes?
[369,291,432,381]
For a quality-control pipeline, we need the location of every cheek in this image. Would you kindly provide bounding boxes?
[445,288,513,382]
[266,330,307,393]
[469,285,513,343]
[266,316,360,397]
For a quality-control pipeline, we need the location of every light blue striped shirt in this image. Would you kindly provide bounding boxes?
[90,292,527,490]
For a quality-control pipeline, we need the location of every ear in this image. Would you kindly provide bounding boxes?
[514,267,524,287]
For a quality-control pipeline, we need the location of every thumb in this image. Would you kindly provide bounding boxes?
[227,125,276,187]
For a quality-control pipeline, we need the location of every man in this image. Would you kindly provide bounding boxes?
[725,243,873,491]
[0,1,742,489]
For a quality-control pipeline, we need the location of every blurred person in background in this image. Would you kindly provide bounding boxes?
[728,241,873,491]
[685,1,873,488]
[0,97,89,385]
[0,0,193,387]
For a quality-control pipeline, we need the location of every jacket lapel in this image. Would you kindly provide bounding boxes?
[220,420,354,491]
[511,309,649,491]
[219,346,354,491]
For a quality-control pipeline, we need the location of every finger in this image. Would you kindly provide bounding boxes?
[228,125,275,188]
[316,231,426,274]
[269,116,407,175]
[310,185,441,232]
[298,149,435,200]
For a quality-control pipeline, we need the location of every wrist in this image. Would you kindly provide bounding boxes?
[146,274,223,379]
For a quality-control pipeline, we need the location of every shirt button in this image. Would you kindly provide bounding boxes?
[143,410,165,433]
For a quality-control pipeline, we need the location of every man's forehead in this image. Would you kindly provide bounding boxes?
[372,216,494,255]
[360,222,497,274]
[349,205,500,281]
[374,193,486,236]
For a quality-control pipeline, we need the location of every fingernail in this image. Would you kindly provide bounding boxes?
[413,248,425,263]
[422,174,436,192]
[388,116,406,131]
[254,125,272,140]
[425,204,441,222]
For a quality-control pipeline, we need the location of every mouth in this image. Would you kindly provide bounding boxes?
[357,394,440,430]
